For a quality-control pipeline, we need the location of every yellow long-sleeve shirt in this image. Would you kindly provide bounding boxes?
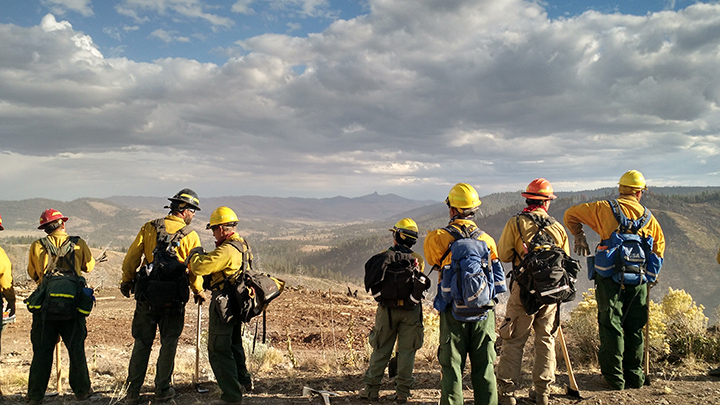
[27,229,95,283]
[188,233,252,289]
[121,215,203,294]
[424,219,500,276]
[497,208,570,267]
[0,247,13,290]
[563,195,665,258]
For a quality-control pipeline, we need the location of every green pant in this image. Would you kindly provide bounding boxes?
[126,300,185,396]
[596,275,647,389]
[28,314,91,401]
[363,304,424,397]
[438,310,498,405]
[208,298,251,403]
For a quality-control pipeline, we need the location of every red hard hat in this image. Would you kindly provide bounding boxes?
[38,209,69,229]
[521,178,557,200]
[0,214,4,231]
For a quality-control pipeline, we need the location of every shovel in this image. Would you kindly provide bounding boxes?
[302,386,338,405]
[194,302,209,393]
[644,284,654,386]
[557,325,592,400]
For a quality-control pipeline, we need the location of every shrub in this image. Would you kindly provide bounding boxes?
[565,288,599,365]
[565,286,720,366]
[417,310,440,365]
[660,287,717,363]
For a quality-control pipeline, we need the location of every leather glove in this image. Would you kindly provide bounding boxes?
[5,300,15,318]
[120,281,135,298]
[185,246,206,266]
[573,231,591,257]
[194,291,207,305]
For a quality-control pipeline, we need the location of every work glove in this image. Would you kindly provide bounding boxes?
[2,287,16,318]
[5,299,15,319]
[120,281,135,298]
[573,231,591,257]
[193,291,207,305]
[185,246,206,266]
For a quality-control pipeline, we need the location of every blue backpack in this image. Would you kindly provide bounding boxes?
[434,225,503,321]
[592,199,657,286]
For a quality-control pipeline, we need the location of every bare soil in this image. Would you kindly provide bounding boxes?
[1,275,719,405]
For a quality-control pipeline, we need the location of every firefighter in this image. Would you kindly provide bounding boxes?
[424,183,507,405]
[120,189,204,404]
[359,218,427,403]
[187,206,253,405]
[26,209,95,405]
[564,170,665,389]
[0,214,17,401]
[496,179,570,405]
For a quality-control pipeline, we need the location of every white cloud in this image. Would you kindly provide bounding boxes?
[1,0,720,200]
[41,0,93,17]
[149,29,190,43]
[118,0,234,28]
[40,13,73,32]
[231,0,255,14]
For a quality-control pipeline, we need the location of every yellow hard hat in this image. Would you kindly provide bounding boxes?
[206,206,239,229]
[618,170,647,190]
[445,183,481,209]
[389,218,419,240]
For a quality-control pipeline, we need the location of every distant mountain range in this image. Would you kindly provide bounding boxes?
[1,188,719,317]
[107,192,437,223]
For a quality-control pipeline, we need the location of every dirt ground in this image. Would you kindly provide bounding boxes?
[1,276,720,405]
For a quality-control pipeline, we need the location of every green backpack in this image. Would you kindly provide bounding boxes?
[24,236,94,320]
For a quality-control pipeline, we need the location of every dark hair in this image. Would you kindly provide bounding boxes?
[525,198,548,206]
[394,231,417,248]
[43,220,62,234]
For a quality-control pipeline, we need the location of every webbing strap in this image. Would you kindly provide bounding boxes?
[39,236,79,275]
[151,218,191,246]
[608,199,651,234]
[438,223,484,264]
[227,239,253,284]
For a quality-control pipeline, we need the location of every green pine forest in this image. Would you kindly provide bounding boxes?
[1,188,719,317]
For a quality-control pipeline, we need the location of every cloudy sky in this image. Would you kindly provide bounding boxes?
[1,0,719,202]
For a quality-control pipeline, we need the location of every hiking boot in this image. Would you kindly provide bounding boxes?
[385,393,408,404]
[499,395,517,405]
[124,391,140,405]
[498,379,516,405]
[709,367,720,377]
[528,389,549,405]
[76,389,95,401]
[591,374,622,390]
[154,388,175,402]
[358,387,379,401]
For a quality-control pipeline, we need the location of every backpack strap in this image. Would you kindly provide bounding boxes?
[151,218,191,247]
[439,223,484,262]
[514,213,556,258]
[40,236,79,275]
[608,199,652,234]
[227,239,253,284]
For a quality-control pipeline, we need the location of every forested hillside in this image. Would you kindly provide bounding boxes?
[1,188,719,316]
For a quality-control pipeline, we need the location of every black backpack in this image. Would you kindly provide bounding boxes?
[364,248,430,309]
[24,236,94,320]
[222,240,285,323]
[513,213,579,315]
[135,219,192,308]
